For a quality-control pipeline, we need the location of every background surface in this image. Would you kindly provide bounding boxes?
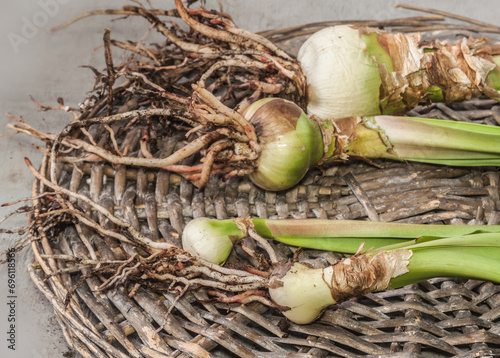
[0,1,499,357]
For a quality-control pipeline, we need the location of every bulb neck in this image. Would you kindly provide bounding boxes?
[315,116,398,165]
[314,116,358,165]
[361,29,500,113]
[269,250,412,324]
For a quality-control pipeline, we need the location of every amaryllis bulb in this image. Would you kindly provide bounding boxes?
[269,262,337,324]
[269,250,413,324]
[299,25,500,119]
[181,218,245,264]
[243,98,323,191]
[298,25,382,119]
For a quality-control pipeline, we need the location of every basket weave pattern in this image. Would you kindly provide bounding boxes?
[26,97,500,357]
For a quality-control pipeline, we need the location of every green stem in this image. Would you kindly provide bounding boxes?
[390,248,500,288]
[255,218,500,239]
[182,217,500,263]
[243,98,500,191]
[269,242,500,324]
[321,115,500,166]
[274,236,407,253]
[375,232,500,287]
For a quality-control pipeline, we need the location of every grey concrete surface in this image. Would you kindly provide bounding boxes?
[0,1,498,357]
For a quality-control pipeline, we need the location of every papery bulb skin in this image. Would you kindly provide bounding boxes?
[243,98,323,191]
[298,25,382,119]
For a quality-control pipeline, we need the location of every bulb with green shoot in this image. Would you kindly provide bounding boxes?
[181,217,500,264]
[298,25,500,119]
[173,26,500,192]
[242,97,500,191]
[182,218,500,324]
[269,232,500,324]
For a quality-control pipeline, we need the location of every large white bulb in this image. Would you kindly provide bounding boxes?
[298,25,382,119]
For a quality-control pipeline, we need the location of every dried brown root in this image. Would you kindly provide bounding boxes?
[247,227,280,266]
[50,8,178,32]
[20,156,279,316]
[41,243,272,308]
[196,138,232,187]
[8,119,223,169]
[11,0,314,191]
[25,157,172,252]
[17,150,277,316]
[394,3,500,32]
[206,289,278,306]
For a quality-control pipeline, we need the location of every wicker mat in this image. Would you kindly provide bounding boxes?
[18,8,500,358]
[25,96,500,358]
